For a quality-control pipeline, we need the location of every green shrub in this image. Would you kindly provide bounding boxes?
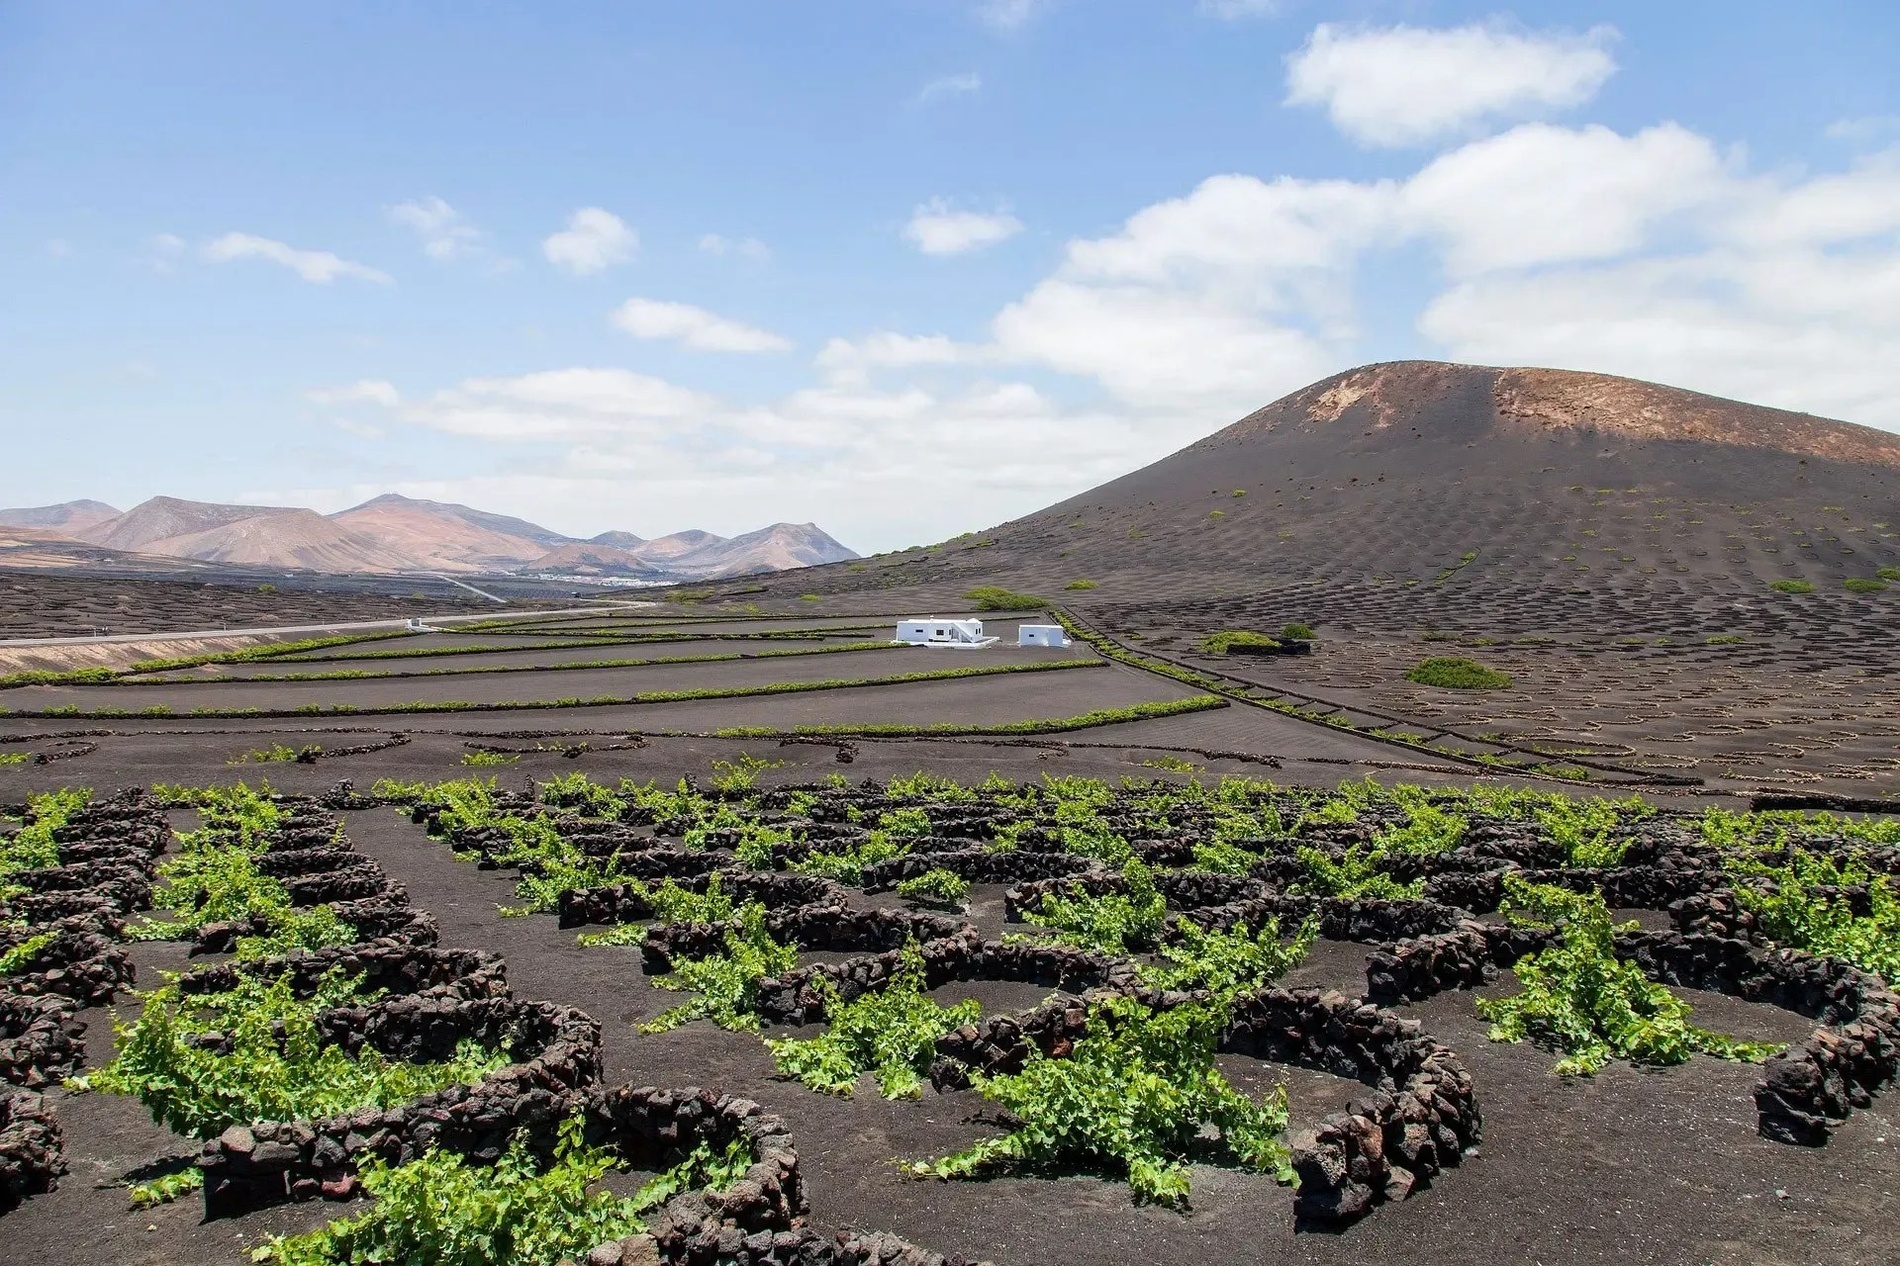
[1404,656,1511,689]
[910,995,1292,1205]
[1136,916,1315,1001]
[766,942,980,1098]
[1025,857,1166,954]
[1291,845,1422,900]
[1879,567,1900,581]
[1727,850,1900,980]
[129,1167,204,1209]
[1534,793,1647,867]
[792,828,910,886]
[1141,754,1201,775]
[255,1115,747,1266]
[576,875,741,948]
[1064,579,1098,590]
[76,972,506,1138]
[895,868,970,909]
[1200,630,1280,655]
[461,751,518,766]
[0,788,86,881]
[0,931,56,976]
[963,585,1045,611]
[1844,577,1889,593]
[1279,622,1316,641]
[639,904,797,1033]
[1769,579,1814,593]
[1476,877,1782,1076]
[229,738,314,759]
[1372,801,1467,856]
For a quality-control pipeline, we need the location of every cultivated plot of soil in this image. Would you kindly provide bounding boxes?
[4,734,1898,1266]
[3,559,1898,1266]
[0,570,500,639]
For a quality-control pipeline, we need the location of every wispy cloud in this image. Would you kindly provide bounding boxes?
[610,297,792,353]
[203,233,392,284]
[330,417,387,440]
[919,71,982,102]
[978,0,1053,32]
[543,207,638,275]
[1199,0,1278,17]
[698,233,771,262]
[388,196,483,260]
[903,200,1024,255]
[1827,115,1900,145]
[307,379,401,407]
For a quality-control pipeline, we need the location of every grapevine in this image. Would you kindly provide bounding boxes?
[766,941,979,1098]
[1478,877,1784,1076]
[911,995,1292,1206]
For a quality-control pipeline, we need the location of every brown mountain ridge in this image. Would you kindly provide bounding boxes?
[0,492,858,580]
[743,359,1900,606]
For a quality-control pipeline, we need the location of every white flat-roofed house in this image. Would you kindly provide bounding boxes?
[1017,624,1069,647]
[894,618,998,648]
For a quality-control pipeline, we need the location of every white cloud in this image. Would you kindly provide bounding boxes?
[263,122,1900,553]
[815,332,973,385]
[919,72,982,101]
[1420,153,1900,427]
[202,233,392,284]
[846,125,1900,435]
[983,172,1393,413]
[1827,116,1900,146]
[903,200,1024,255]
[402,368,714,442]
[388,196,482,260]
[1402,123,1727,273]
[610,297,792,353]
[272,369,1145,549]
[1285,22,1618,147]
[978,0,1052,32]
[330,417,387,440]
[306,380,401,408]
[45,238,70,260]
[1726,153,1900,247]
[698,233,771,262]
[543,208,637,275]
[1199,0,1277,17]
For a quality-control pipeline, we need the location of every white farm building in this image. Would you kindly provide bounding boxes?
[1017,624,1069,647]
[893,618,999,648]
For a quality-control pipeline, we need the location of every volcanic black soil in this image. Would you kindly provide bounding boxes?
[4,734,1898,1266]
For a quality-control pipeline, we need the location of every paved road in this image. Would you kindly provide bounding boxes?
[0,601,661,648]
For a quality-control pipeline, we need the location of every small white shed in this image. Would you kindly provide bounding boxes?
[895,618,998,648]
[1017,624,1070,648]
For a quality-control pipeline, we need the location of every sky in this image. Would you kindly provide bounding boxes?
[3,1,1897,554]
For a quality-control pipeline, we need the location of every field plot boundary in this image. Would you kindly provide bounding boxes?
[0,657,1107,721]
[1056,607,1700,790]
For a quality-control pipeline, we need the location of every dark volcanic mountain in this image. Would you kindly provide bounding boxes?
[1026,361,1900,586]
[748,360,1900,614]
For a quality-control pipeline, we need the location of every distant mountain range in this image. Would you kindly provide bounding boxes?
[0,493,857,581]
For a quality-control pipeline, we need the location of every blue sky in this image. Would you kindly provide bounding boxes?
[3,1,1897,552]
